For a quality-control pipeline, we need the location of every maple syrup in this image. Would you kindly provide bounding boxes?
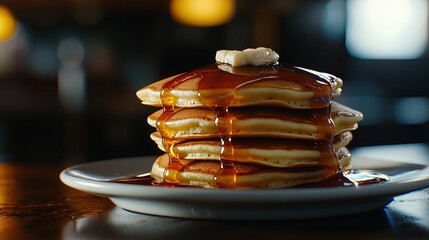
[155,63,350,188]
[113,169,390,188]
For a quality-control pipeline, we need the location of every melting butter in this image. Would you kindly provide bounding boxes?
[215,47,279,67]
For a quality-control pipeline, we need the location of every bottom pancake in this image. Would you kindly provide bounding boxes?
[151,154,349,189]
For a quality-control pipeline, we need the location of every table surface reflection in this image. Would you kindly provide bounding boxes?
[1,144,429,240]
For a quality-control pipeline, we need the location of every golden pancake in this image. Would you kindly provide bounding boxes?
[136,64,343,109]
[151,154,346,189]
[150,131,353,168]
[147,101,362,140]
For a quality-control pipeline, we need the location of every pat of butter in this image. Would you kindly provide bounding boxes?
[215,47,279,67]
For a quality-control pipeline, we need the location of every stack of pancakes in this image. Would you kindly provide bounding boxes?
[136,63,363,189]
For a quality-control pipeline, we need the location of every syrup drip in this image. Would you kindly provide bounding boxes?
[157,63,339,188]
[212,107,236,188]
[318,107,340,176]
[156,73,197,184]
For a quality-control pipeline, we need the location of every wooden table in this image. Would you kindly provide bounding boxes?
[1,148,429,240]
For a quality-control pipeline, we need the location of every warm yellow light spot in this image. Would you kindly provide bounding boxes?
[0,6,17,42]
[170,0,235,27]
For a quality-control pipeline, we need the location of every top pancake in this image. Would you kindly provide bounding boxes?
[136,64,343,109]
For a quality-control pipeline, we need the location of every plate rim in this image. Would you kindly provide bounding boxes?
[60,155,429,204]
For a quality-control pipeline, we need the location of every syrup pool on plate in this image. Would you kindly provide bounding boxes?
[113,169,390,188]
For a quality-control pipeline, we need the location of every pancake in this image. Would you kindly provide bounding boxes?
[151,154,348,189]
[147,101,362,140]
[150,131,353,168]
[136,64,343,109]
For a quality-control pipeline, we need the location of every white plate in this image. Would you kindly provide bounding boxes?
[60,153,429,220]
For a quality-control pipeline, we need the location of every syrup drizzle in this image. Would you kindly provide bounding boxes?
[156,63,339,188]
[156,73,198,184]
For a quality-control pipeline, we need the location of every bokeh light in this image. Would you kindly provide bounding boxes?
[170,0,235,27]
[346,0,428,59]
[0,6,17,42]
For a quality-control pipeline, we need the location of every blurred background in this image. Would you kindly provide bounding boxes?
[0,0,428,163]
